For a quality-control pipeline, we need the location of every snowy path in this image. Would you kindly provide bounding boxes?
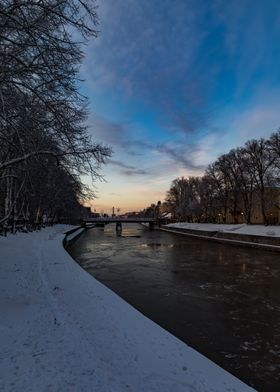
[0,226,255,391]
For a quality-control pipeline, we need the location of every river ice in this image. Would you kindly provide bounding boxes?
[0,225,255,391]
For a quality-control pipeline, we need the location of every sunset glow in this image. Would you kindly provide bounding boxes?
[81,0,280,212]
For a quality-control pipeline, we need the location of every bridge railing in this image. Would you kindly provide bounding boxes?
[83,217,156,222]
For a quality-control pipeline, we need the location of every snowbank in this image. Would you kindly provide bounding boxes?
[0,225,255,391]
[64,226,85,242]
[167,222,280,237]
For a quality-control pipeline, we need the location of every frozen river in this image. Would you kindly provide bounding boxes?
[68,223,280,391]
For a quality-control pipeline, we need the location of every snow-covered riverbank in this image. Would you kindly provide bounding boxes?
[166,222,280,237]
[0,225,255,391]
[163,222,280,251]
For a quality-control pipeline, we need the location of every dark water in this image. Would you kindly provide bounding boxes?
[68,224,280,391]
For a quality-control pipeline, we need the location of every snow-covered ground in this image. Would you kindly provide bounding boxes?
[166,222,280,237]
[0,225,255,391]
[64,226,85,241]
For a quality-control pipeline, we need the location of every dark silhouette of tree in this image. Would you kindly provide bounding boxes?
[0,1,111,227]
[162,132,280,225]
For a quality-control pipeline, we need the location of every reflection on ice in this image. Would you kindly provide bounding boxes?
[140,243,174,249]
[69,223,280,391]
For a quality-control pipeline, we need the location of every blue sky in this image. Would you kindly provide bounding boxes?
[81,0,280,213]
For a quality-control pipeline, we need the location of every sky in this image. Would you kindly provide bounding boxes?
[80,0,280,214]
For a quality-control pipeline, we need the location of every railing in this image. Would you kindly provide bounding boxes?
[84,217,156,222]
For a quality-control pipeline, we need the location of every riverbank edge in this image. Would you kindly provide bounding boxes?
[62,226,256,392]
[160,226,280,252]
[63,225,86,245]
[0,225,256,391]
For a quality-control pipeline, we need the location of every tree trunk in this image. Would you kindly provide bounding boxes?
[260,188,268,225]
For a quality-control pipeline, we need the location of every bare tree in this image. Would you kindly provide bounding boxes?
[0,1,111,227]
[244,138,276,225]
[163,132,280,225]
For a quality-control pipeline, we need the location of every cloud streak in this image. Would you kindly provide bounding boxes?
[81,0,280,210]
[90,115,221,173]
[107,158,149,176]
[84,0,215,135]
[122,169,149,176]
[108,159,137,170]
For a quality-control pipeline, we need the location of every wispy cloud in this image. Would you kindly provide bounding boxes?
[90,115,223,173]
[84,0,214,135]
[156,143,205,171]
[81,0,280,210]
[227,93,280,147]
[122,169,149,176]
[89,115,129,146]
[107,158,149,176]
[107,159,136,170]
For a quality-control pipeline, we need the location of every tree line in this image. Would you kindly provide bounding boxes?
[0,0,111,231]
[144,132,280,225]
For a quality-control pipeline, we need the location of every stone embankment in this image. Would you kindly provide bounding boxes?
[161,224,280,252]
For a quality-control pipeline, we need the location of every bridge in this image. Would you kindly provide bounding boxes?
[83,217,156,229]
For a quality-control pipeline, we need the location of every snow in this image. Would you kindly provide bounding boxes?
[166,222,280,237]
[0,225,255,392]
[65,227,85,241]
